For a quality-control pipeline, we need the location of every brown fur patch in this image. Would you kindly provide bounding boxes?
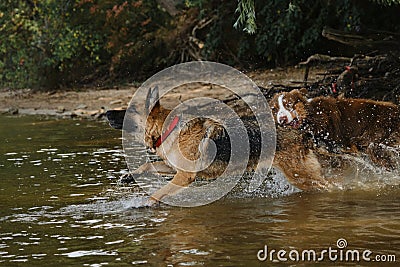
[270,89,400,150]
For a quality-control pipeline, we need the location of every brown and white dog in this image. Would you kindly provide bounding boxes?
[270,89,400,168]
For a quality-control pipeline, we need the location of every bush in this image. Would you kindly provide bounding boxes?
[0,0,104,89]
[1,0,399,89]
[202,0,400,66]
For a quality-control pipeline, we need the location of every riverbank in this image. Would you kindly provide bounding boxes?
[0,66,316,120]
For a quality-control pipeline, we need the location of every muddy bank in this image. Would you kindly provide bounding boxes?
[2,52,400,120]
[0,66,322,119]
[0,87,136,119]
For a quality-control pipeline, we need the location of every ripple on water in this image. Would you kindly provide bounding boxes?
[1,117,399,266]
[59,250,118,258]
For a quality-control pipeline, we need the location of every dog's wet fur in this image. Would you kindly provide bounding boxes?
[106,87,399,202]
[270,89,400,169]
[106,87,275,204]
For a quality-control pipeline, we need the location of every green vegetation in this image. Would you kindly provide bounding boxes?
[233,0,400,34]
[1,0,399,89]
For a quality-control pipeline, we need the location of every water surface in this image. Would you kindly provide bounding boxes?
[0,115,398,266]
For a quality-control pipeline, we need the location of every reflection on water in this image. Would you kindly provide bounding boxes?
[0,115,399,266]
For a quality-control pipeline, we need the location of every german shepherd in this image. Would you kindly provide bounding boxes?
[106,87,330,205]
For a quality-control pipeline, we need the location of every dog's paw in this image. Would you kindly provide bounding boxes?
[144,197,159,207]
[128,196,160,208]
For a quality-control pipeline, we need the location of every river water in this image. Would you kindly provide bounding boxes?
[0,115,398,266]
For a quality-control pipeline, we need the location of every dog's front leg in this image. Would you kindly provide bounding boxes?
[149,171,196,204]
[135,161,176,175]
[120,161,176,184]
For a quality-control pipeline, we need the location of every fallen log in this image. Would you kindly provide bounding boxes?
[296,53,400,103]
[322,27,400,51]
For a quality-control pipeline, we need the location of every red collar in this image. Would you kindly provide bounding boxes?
[155,116,180,148]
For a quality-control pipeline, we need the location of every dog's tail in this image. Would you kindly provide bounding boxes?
[105,110,126,129]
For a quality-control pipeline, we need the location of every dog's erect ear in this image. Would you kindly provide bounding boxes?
[290,89,308,104]
[145,86,160,115]
[299,88,308,96]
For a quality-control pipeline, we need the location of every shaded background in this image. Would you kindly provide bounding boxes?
[1,0,400,89]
